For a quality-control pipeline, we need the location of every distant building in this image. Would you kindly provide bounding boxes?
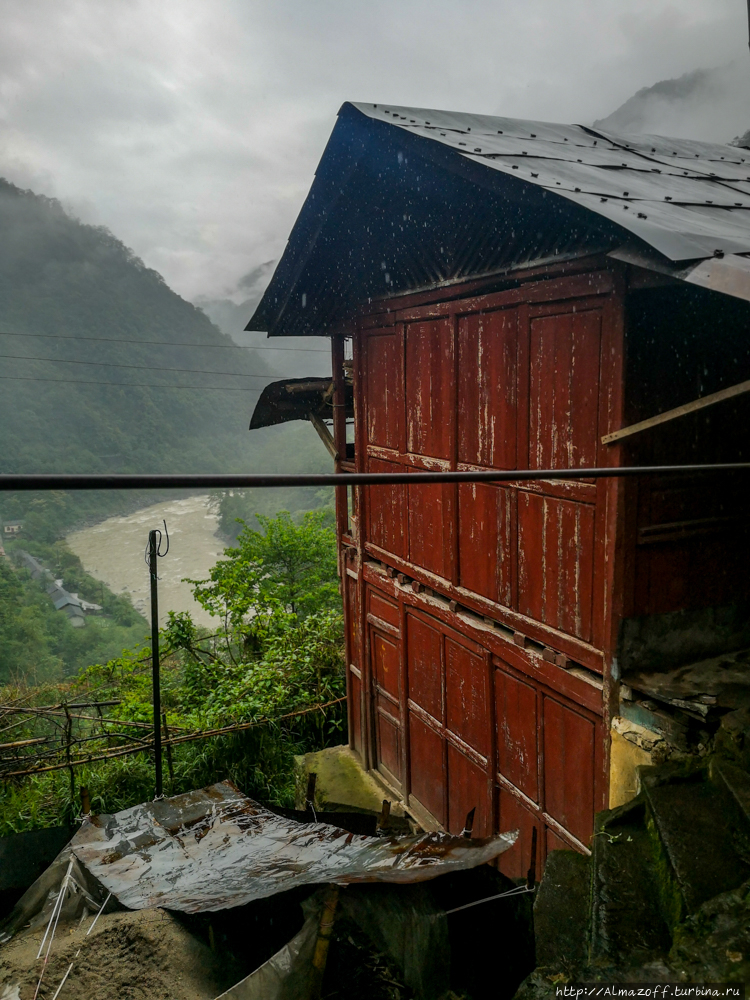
[3,520,23,536]
[16,549,100,626]
[46,584,87,627]
[18,550,46,579]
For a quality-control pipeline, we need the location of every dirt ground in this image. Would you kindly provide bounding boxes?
[0,907,236,1000]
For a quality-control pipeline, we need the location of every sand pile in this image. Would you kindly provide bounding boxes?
[0,907,236,1000]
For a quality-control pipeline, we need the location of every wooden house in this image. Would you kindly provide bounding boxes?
[248,104,750,877]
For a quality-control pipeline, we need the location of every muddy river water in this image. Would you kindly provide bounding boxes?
[66,495,225,627]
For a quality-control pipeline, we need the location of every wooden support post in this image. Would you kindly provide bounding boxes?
[310,886,340,1000]
[462,806,476,839]
[602,377,750,445]
[309,411,339,463]
[526,826,538,890]
[305,771,317,813]
[377,798,391,831]
[331,336,347,468]
[162,713,175,790]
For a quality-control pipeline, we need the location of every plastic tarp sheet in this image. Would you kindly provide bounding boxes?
[214,884,451,1000]
[70,781,518,913]
[214,899,322,1000]
[0,843,114,943]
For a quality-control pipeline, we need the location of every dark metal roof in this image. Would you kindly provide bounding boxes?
[248,103,750,338]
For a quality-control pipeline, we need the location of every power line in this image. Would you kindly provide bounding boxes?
[0,374,260,391]
[0,352,329,381]
[0,329,329,353]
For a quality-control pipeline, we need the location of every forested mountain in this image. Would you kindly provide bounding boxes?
[0,178,327,479]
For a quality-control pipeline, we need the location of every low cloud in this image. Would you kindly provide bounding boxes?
[0,0,746,302]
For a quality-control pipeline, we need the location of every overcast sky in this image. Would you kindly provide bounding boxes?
[0,0,747,301]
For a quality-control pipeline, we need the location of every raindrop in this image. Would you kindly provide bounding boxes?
[301,293,307,308]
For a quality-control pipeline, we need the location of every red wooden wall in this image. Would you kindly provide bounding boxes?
[340,266,625,876]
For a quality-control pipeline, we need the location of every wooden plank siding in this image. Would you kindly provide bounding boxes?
[359,563,608,876]
[358,271,623,671]
[343,268,623,876]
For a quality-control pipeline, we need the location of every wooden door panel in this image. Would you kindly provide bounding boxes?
[543,696,596,846]
[517,492,595,641]
[349,669,363,757]
[346,573,362,756]
[546,829,572,854]
[497,786,541,880]
[458,307,518,469]
[457,483,513,606]
[445,637,489,758]
[528,309,601,470]
[368,588,399,628]
[408,482,451,578]
[371,628,400,702]
[405,318,453,460]
[495,663,539,802]
[366,330,403,450]
[346,572,359,659]
[376,704,401,783]
[367,457,407,559]
[447,745,492,837]
[408,714,446,825]
[406,613,443,722]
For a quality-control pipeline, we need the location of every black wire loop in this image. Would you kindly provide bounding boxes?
[144,520,169,568]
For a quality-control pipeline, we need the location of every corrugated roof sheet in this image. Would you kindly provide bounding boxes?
[249,103,750,337]
[354,105,750,260]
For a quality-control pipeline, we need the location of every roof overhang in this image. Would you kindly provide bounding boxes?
[249,376,353,431]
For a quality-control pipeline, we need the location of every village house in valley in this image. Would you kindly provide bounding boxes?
[248,103,750,879]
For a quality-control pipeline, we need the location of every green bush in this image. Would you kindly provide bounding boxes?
[0,511,346,833]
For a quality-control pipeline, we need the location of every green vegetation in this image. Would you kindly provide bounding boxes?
[0,178,344,834]
[0,543,146,686]
[193,509,338,621]
[212,485,335,542]
[0,511,345,833]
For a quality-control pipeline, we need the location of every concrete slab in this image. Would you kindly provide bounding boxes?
[293,745,407,817]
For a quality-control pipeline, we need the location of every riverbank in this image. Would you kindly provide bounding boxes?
[66,495,224,627]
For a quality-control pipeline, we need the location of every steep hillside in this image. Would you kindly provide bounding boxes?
[0,179,326,478]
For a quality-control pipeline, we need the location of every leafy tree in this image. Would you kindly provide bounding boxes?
[191,509,339,624]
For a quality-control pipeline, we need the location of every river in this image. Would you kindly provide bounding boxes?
[66,495,225,627]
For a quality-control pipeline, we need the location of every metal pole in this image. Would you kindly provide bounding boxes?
[149,530,162,799]
[1,463,750,492]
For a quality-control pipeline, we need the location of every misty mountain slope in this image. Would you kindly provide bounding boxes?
[195,261,332,377]
[0,179,328,476]
[593,62,750,144]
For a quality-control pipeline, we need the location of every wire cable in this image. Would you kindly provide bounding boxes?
[0,329,329,352]
[0,374,261,391]
[0,351,328,381]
